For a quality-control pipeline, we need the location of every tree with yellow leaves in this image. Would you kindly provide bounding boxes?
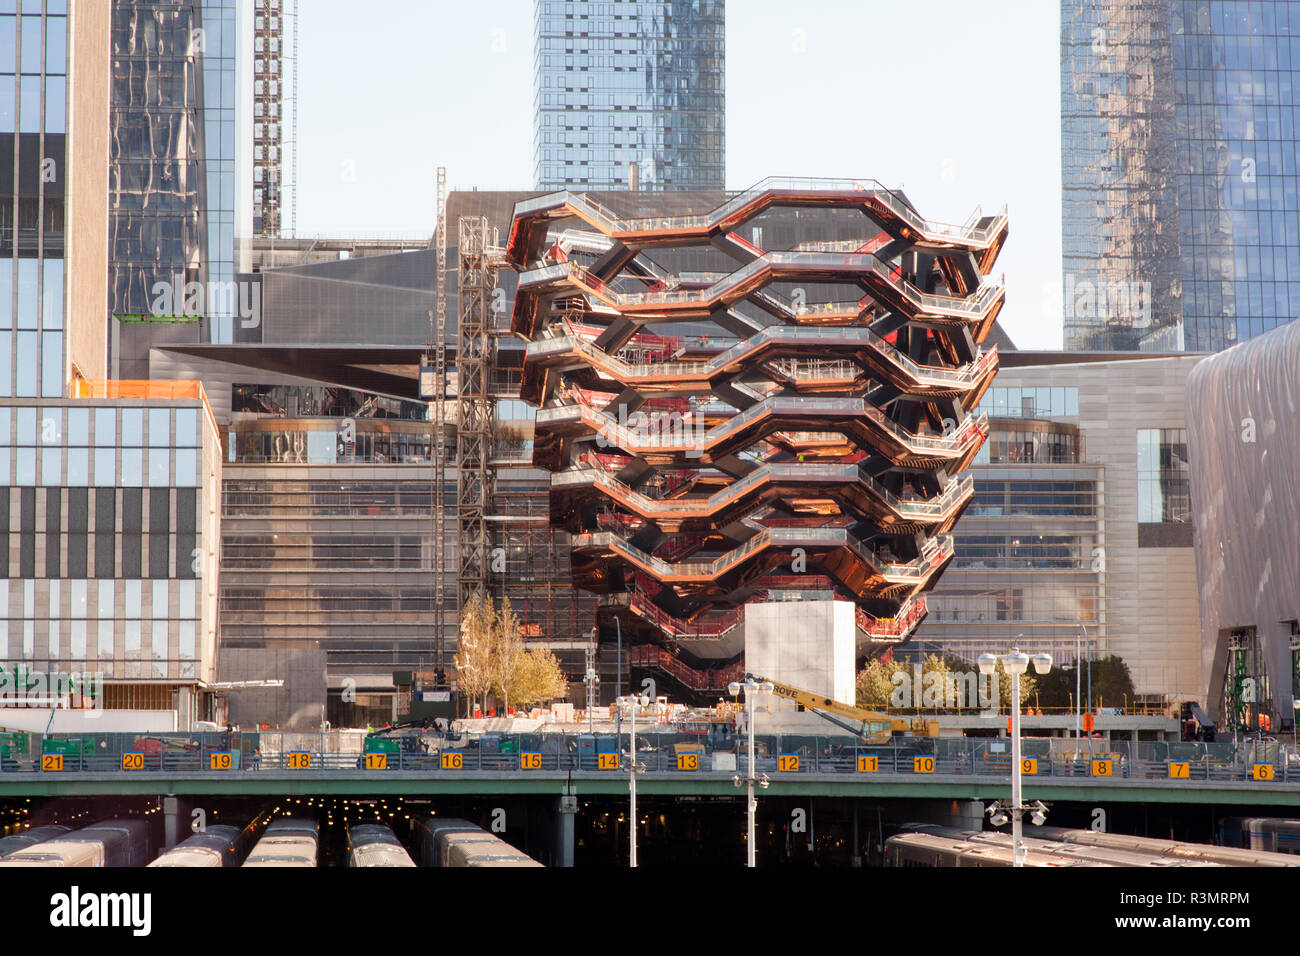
[489,597,525,711]
[511,647,569,707]
[458,595,571,714]
[454,592,495,716]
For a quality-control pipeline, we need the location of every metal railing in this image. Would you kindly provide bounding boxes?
[513,178,1006,248]
[538,391,988,460]
[552,462,973,526]
[4,732,1295,786]
[520,253,1004,323]
[570,527,951,586]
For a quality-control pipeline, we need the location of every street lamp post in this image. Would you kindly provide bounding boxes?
[585,627,599,734]
[729,678,773,867]
[1074,625,1083,759]
[617,692,651,867]
[980,646,1053,867]
[614,618,624,742]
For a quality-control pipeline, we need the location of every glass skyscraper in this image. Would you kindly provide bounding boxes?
[0,1,68,400]
[1062,1,1300,352]
[534,0,725,190]
[109,0,250,378]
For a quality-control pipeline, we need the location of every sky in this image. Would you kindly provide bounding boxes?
[296,0,1064,349]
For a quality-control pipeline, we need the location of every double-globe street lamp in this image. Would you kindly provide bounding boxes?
[728,678,773,868]
[979,646,1052,867]
[615,691,652,867]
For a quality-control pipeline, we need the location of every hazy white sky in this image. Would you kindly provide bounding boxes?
[296,0,1063,348]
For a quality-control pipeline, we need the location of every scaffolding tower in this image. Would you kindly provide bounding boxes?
[252,0,297,237]
[457,216,503,615]
[433,168,448,675]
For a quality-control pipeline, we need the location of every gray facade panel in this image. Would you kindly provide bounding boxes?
[1187,319,1300,720]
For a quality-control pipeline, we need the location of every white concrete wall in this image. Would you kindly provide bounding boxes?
[0,709,178,734]
[744,600,855,704]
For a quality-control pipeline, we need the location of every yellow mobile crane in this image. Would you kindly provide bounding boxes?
[748,674,940,744]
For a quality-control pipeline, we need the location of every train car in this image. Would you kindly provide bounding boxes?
[0,820,151,867]
[1036,825,1298,867]
[448,843,545,868]
[0,825,71,859]
[898,825,1223,868]
[148,825,248,868]
[243,818,319,868]
[415,817,543,868]
[1220,817,1300,855]
[414,817,486,867]
[347,824,416,868]
[885,832,1105,867]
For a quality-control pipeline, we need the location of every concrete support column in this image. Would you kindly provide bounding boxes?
[176,686,194,731]
[163,796,180,850]
[555,793,576,868]
[953,798,985,829]
[851,804,861,867]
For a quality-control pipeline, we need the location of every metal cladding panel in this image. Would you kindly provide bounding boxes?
[1186,319,1300,714]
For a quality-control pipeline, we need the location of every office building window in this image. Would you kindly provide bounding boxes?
[1137,428,1190,523]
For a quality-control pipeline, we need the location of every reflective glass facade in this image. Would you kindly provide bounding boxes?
[534,0,725,190]
[1137,426,1191,522]
[109,0,247,368]
[1062,1,1300,352]
[0,2,67,400]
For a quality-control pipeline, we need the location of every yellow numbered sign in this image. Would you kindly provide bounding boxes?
[287,752,312,770]
[857,755,879,773]
[121,752,145,771]
[441,752,463,770]
[597,753,620,770]
[41,753,64,772]
[913,755,935,774]
[1021,758,1038,776]
[520,752,542,770]
[1091,758,1113,777]
[209,752,234,771]
[363,752,388,770]
[1168,761,1190,779]
[676,753,699,772]
[778,754,800,772]
[1252,763,1276,782]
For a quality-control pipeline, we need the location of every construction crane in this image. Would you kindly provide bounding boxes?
[746,674,939,744]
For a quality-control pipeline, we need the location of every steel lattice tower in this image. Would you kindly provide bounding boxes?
[457,217,502,613]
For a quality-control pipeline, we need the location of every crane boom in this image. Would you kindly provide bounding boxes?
[746,673,938,743]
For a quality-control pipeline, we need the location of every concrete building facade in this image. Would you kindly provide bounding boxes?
[913,352,1207,705]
